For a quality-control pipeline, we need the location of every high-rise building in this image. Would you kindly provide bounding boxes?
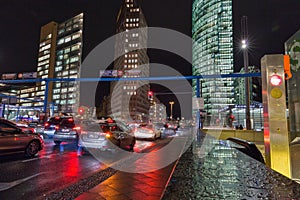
[35,21,58,108]
[53,13,83,113]
[109,0,150,122]
[192,0,234,123]
[35,13,83,114]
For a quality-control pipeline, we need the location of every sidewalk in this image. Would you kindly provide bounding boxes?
[76,162,177,200]
[75,136,190,200]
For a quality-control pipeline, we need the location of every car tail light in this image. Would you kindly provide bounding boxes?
[105,132,111,138]
[45,122,49,128]
[55,125,59,130]
[55,116,60,120]
[73,126,81,131]
[68,118,74,122]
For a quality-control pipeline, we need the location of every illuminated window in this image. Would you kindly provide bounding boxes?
[57,39,64,45]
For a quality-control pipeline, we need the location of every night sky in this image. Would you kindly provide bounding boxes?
[1,0,300,118]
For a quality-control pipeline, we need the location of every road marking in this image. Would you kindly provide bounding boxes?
[22,157,39,163]
[0,172,45,191]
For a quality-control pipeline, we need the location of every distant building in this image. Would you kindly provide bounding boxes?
[149,96,167,123]
[233,66,262,105]
[192,0,234,124]
[109,0,150,122]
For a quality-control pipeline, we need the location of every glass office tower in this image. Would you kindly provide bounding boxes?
[192,0,234,124]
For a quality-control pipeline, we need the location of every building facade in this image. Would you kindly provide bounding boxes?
[52,13,84,113]
[35,21,58,108]
[233,66,262,105]
[35,13,83,114]
[109,0,150,122]
[192,0,234,124]
[149,99,167,123]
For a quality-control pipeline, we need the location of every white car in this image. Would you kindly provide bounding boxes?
[133,124,161,140]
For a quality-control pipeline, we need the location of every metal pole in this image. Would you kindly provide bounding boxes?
[43,79,49,115]
[196,79,202,129]
[242,16,251,130]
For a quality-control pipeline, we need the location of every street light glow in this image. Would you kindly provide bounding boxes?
[241,40,247,49]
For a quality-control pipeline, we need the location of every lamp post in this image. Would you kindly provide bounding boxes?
[169,101,174,120]
[241,16,251,130]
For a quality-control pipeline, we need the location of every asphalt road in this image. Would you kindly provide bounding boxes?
[0,136,174,200]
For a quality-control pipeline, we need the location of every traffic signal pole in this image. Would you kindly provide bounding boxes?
[261,54,291,178]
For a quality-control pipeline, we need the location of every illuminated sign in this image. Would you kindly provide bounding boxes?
[2,73,17,80]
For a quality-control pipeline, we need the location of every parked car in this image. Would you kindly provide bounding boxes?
[0,118,44,157]
[79,119,136,152]
[53,117,80,145]
[133,124,161,140]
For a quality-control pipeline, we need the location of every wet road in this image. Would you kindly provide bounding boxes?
[0,137,173,200]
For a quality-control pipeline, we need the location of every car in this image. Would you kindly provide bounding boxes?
[133,123,161,140]
[43,116,62,137]
[16,121,39,134]
[79,119,136,152]
[0,118,44,157]
[53,117,80,145]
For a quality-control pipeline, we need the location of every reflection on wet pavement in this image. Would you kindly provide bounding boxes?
[163,132,300,199]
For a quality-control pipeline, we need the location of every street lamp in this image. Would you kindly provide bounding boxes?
[241,15,251,130]
[169,101,174,120]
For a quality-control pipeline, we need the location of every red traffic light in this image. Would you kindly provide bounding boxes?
[78,107,85,114]
[270,75,283,86]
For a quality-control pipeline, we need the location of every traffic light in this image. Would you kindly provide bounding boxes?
[269,74,283,99]
[78,107,85,115]
[148,91,153,100]
[261,54,291,177]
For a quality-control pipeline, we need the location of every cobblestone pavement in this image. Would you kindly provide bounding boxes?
[163,133,300,200]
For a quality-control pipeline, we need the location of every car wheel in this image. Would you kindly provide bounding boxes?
[129,143,135,151]
[25,140,40,157]
[54,141,61,145]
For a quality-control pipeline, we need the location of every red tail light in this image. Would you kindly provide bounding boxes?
[55,125,59,130]
[68,118,74,122]
[73,126,81,131]
[55,116,60,120]
[45,122,49,127]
